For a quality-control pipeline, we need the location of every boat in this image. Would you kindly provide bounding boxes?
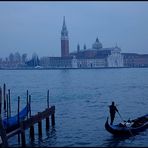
[2,103,30,133]
[105,114,148,136]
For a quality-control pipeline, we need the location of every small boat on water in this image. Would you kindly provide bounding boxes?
[105,114,148,136]
[2,103,30,133]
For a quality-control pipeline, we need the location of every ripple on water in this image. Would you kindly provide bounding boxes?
[0,69,147,147]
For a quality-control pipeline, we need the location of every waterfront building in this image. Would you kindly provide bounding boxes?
[37,17,148,69]
[123,53,148,67]
[40,56,74,68]
[70,38,124,68]
[39,17,124,69]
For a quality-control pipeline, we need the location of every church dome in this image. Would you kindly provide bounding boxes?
[92,37,102,49]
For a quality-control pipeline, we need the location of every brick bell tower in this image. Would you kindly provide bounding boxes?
[61,16,69,57]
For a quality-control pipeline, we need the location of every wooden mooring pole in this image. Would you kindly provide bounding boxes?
[8,89,11,117]
[38,112,42,137]
[3,83,6,111]
[21,129,26,147]
[28,94,35,141]
[0,87,2,115]
[6,94,9,125]
[51,113,55,126]
[18,96,20,144]
[46,90,50,130]
[46,116,50,130]
[20,120,26,147]
[29,95,31,117]
[27,90,29,119]
[47,90,49,108]
[30,125,35,141]
[0,116,8,147]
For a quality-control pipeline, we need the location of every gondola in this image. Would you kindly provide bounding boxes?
[105,114,148,136]
[2,103,30,133]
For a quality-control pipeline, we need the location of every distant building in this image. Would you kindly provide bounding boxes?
[70,38,124,68]
[40,56,74,68]
[61,16,69,57]
[123,53,148,67]
[1,17,148,69]
[39,17,148,69]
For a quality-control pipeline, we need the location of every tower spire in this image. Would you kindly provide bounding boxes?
[62,16,67,32]
[63,16,66,27]
[61,16,68,37]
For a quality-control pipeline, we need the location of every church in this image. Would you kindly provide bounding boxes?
[40,17,124,68]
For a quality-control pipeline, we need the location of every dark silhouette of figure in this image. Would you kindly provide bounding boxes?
[109,101,118,125]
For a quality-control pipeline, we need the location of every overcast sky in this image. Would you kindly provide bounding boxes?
[0,1,148,58]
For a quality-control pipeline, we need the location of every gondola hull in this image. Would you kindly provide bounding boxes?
[2,103,30,133]
[105,114,148,136]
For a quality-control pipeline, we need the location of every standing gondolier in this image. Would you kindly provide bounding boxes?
[109,101,118,125]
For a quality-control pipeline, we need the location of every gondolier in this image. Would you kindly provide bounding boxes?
[109,101,118,125]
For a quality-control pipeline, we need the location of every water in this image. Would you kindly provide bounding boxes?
[0,68,148,147]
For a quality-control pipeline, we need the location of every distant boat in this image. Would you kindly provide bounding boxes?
[105,114,148,136]
[2,103,30,133]
[34,65,43,69]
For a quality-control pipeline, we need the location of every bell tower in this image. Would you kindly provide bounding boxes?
[61,16,69,57]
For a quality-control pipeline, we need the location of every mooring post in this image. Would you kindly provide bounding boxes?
[29,95,31,117]
[51,113,55,126]
[38,121,42,137]
[21,130,26,147]
[47,90,49,108]
[27,90,29,119]
[3,83,6,111]
[46,116,50,130]
[38,112,42,137]
[46,90,50,130]
[30,124,35,141]
[0,87,2,115]
[18,96,20,144]
[6,94,9,126]
[0,116,8,147]
[20,121,26,147]
[8,89,11,117]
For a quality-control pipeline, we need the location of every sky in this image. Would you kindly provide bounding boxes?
[0,1,148,59]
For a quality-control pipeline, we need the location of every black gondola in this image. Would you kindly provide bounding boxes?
[105,114,148,136]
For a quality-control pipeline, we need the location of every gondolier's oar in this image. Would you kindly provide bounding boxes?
[117,111,124,121]
[117,111,135,138]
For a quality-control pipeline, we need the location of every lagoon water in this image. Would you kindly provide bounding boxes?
[0,68,148,147]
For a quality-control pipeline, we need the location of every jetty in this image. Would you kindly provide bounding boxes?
[0,84,55,147]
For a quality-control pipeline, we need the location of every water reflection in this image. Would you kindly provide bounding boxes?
[28,126,57,147]
[44,126,57,146]
[102,135,134,147]
[0,69,147,147]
